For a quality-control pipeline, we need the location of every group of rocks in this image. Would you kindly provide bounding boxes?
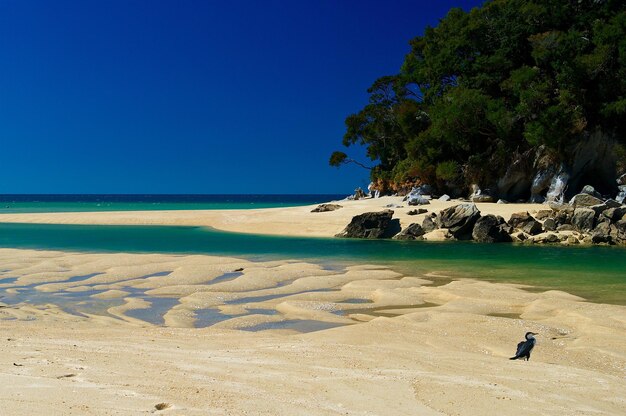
[336,190,626,246]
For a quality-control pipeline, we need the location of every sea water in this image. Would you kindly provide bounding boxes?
[0,194,346,213]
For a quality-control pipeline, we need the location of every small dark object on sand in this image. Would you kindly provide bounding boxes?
[510,332,537,361]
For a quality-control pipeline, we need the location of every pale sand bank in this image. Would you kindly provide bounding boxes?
[1,249,624,415]
[0,196,547,237]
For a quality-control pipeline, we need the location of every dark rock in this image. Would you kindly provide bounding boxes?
[311,203,343,213]
[534,210,553,220]
[472,215,512,243]
[539,233,560,244]
[617,173,626,186]
[436,203,481,239]
[593,219,612,236]
[581,185,602,198]
[521,220,543,235]
[589,199,621,215]
[591,232,612,245]
[407,208,427,216]
[421,215,437,233]
[548,202,572,212]
[602,207,626,223]
[507,212,542,234]
[393,223,425,240]
[543,218,557,231]
[570,193,604,208]
[530,168,556,203]
[336,210,400,239]
[497,150,534,201]
[553,209,573,226]
[614,219,626,242]
[572,208,596,232]
[567,131,618,199]
[508,212,534,228]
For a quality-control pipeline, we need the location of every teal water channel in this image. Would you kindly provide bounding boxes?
[0,222,624,305]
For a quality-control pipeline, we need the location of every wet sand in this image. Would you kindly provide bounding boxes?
[1,248,624,415]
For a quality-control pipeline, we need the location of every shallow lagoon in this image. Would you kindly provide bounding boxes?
[0,222,624,305]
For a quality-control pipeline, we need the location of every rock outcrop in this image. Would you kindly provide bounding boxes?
[335,210,400,239]
[472,215,512,243]
[393,223,425,240]
[336,191,626,245]
[570,193,604,208]
[436,203,481,239]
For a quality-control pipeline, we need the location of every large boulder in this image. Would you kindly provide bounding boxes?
[602,206,626,223]
[393,223,425,240]
[571,208,596,232]
[336,210,400,239]
[589,199,621,215]
[591,220,613,244]
[521,220,543,235]
[436,203,481,239]
[569,193,604,208]
[507,212,534,228]
[421,215,437,233]
[472,215,512,243]
[581,185,602,199]
[507,211,542,235]
[543,218,557,231]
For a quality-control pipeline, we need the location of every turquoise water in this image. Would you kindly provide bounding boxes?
[0,222,624,304]
[0,194,345,213]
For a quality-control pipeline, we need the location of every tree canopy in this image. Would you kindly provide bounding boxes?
[331,0,626,196]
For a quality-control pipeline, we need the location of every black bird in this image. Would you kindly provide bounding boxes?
[510,332,537,361]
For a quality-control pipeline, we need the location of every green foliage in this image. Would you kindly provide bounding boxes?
[329,151,348,167]
[331,0,626,193]
[436,161,461,182]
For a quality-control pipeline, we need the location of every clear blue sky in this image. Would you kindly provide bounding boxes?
[0,0,483,194]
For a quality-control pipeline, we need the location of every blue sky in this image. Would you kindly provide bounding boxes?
[0,0,483,194]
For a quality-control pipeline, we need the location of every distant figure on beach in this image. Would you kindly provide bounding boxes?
[510,332,537,361]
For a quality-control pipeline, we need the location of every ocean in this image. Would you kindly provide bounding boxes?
[0,194,347,213]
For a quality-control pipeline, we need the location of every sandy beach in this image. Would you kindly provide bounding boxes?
[1,199,625,415]
[0,196,547,237]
